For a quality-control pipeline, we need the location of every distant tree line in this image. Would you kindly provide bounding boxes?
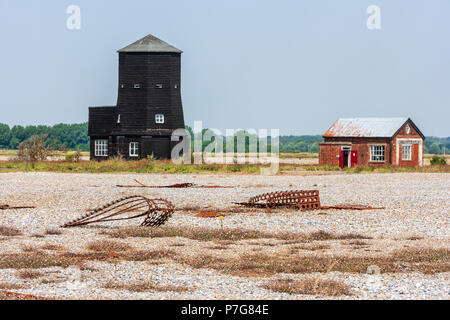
[0,122,448,154]
[0,123,89,151]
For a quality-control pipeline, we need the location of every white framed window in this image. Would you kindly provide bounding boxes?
[156,84,163,89]
[174,84,179,89]
[134,84,141,89]
[370,145,385,162]
[402,144,412,161]
[120,84,125,89]
[129,142,139,157]
[155,114,164,124]
[94,140,108,157]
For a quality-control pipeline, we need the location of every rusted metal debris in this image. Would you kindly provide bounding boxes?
[0,204,35,210]
[236,190,384,211]
[320,204,384,210]
[62,195,175,228]
[116,179,233,189]
[235,190,321,210]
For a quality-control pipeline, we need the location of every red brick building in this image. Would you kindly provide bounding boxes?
[319,118,425,168]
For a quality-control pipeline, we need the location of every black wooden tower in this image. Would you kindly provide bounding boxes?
[88,34,185,159]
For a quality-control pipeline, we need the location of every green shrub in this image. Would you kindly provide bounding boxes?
[226,165,242,172]
[430,155,447,165]
[65,153,74,162]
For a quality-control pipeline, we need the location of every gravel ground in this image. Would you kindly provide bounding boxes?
[0,172,448,300]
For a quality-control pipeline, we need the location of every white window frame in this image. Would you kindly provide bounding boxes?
[155,114,164,124]
[402,144,412,161]
[156,84,163,89]
[94,140,108,157]
[134,84,141,89]
[370,145,385,162]
[129,142,139,157]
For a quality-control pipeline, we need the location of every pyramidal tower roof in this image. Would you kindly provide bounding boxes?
[117,34,182,53]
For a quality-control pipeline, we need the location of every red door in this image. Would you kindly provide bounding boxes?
[351,150,358,167]
[339,150,344,169]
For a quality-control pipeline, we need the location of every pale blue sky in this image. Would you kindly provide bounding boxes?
[0,0,449,136]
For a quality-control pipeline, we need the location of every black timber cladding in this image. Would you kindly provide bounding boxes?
[88,34,185,160]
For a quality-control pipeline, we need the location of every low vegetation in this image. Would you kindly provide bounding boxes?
[16,270,43,279]
[0,282,27,290]
[45,228,63,236]
[105,226,370,242]
[304,164,450,173]
[175,247,449,276]
[0,225,22,237]
[86,240,132,252]
[0,253,74,269]
[430,155,447,165]
[262,278,352,296]
[0,159,295,175]
[103,280,191,293]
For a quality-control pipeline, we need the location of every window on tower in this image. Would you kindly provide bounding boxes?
[94,140,108,157]
[156,84,163,89]
[134,84,141,89]
[155,114,164,124]
[129,142,139,157]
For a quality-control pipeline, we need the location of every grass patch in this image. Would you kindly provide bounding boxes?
[291,244,330,252]
[121,249,176,262]
[45,228,63,236]
[174,247,449,276]
[0,159,298,175]
[345,240,369,246]
[0,253,75,269]
[103,280,191,293]
[16,270,43,279]
[40,244,64,251]
[86,240,132,252]
[304,164,449,173]
[279,153,318,159]
[0,225,22,237]
[263,278,352,296]
[0,282,27,290]
[105,226,370,243]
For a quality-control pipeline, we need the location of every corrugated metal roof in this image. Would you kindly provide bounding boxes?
[118,34,182,53]
[324,118,409,137]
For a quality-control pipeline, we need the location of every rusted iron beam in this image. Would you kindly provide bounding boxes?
[320,204,384,210]
[0,205,35,210]
[116,179,233,189]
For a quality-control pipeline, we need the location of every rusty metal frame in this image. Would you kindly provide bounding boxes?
[62,195,175,228]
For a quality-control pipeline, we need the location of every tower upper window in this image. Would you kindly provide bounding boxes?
[134,84,141,89]
[155,114,164,124]
[156,84,163,89]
